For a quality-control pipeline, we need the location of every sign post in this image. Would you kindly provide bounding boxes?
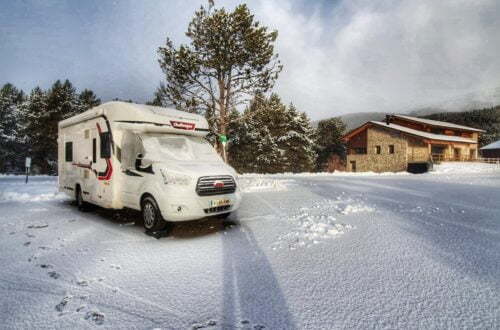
[25,157,31,184]
[219,135,228,163]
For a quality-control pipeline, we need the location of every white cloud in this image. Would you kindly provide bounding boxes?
[253,0,500,119]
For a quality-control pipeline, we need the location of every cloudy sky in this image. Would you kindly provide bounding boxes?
[1,0,499,119]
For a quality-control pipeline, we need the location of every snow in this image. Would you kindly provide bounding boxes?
[432,161,500,174]
[1,167,499,328]
[480,140,500,150]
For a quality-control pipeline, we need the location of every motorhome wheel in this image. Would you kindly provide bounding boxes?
[141,196,168,232]
[76,186,88,211]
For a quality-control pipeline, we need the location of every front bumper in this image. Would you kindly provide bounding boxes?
[157,190,242,222]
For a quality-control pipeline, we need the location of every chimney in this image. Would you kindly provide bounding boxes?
[385,114,392,125]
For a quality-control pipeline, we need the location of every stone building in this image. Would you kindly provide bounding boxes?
[342,115,484,173]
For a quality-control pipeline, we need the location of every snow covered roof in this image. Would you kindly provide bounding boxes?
[394,114,485,133]
[59,102,210,136]
[480,140,500,150]
[370,121,477,144]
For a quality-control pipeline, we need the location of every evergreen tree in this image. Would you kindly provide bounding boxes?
[21,87,49,173]
[315,117,347,171]
[78,89,101,111]
[156,2,282,157]
[280,104,316,172]
[229,93,316,173]
[0,83,25,172]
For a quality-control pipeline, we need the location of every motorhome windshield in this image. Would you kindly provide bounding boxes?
[141,134,221,162]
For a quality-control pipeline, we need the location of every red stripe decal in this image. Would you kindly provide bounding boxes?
[96,122,113,181]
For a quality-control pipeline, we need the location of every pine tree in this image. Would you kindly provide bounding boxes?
[78,89,101,111]
[21,87,49,173]
[280,104,316,172]
[156,2,282,157]
[315,117,347,171]
[228,93,316,173]
[0,83,25,172]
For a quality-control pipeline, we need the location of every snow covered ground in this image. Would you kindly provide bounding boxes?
[1,163,499,329]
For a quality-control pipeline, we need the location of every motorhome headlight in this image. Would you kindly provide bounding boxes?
[159,169,191,186]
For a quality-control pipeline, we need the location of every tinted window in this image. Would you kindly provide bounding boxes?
[65,142,73,162]
[100,132,111,158]
[92,138,97,163]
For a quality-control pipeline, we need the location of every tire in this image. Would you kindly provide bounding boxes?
[141,196,168,232]
[76,186,88,212]
[218,212,231,220]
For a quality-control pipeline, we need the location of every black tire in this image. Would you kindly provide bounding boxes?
[218,212,231,220]
[76,186,88,212]
[141,196,168,232]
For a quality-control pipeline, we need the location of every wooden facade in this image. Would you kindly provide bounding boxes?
[342,115,484,173]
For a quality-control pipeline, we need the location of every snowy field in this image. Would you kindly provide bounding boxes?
[1,163,499,329]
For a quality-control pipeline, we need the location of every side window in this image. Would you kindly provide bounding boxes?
[92,138,97,163]
[121,131,143,169]
[389,145,395,154]
[65,142,73,162]
[376,145,381,154]
[100,132,111,158]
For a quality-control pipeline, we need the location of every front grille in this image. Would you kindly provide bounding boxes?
[196,175,236,196]
[204,205,231,214]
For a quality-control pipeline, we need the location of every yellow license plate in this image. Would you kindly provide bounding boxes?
[209,199,231,207]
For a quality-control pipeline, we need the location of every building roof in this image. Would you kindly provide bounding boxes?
[480,140,500,150]
[369,121,477,144]
[394,114,485,133]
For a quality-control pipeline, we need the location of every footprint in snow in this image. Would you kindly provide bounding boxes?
[110,264,121,270]
[48,271,60,279]
[77,280,89,287]
[55,296,72,312]
[26,233,35,238]
[23,241,31,246]
[192,320,217,329]
[84,310,105,325]
[40,264,52,269]
[27,224,49,229]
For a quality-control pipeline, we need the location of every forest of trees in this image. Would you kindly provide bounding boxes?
[0,80,100,173]
[423,106,500,146]
[0,80,346,174]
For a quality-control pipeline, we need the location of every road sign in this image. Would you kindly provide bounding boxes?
[25,157,31,184]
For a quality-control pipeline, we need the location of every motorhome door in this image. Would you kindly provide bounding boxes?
[120,131,146,208]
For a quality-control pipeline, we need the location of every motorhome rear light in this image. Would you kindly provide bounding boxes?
[170,121,195,130]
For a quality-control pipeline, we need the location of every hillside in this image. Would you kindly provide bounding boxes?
[338,112,386,131]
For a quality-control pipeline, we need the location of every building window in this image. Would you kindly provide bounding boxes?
[100,132,111,158]
[92,138,97,163]
[376,146,381,154]
[389,145,395,154]
[65,142,73,162]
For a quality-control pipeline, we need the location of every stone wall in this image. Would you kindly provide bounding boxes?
[407,137,429,162]
[347,127,408,172]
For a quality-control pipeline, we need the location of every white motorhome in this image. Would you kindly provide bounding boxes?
[58,102,241,232]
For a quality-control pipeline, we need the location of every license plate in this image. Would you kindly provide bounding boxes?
[209,199,231,207]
